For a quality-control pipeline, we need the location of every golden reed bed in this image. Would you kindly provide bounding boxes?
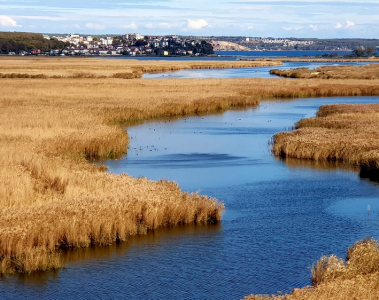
[1,58,379,284]
[0,56,282,79]
[241,57,379,63]
[273,103,379,170]
[271,63,379,80]
[245,238,379,300]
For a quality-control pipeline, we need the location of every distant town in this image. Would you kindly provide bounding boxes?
[5,33,215,57]
[1,32,379,57]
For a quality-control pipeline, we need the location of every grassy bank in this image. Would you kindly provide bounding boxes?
[240,57,379,63]
[244,238,379,300]
[2,58,379,274]
[273,103,379,170]
[270,64,379,80]
[0,57,282,79]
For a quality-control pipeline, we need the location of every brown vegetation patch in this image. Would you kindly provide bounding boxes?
[0,57,282,79]
[273,103,379,170]
[276,57,379,63]
[244,238,379,300]
[270,64,379,80]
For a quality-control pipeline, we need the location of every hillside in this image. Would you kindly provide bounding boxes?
[0,32,69,54]
[211,40,251,51]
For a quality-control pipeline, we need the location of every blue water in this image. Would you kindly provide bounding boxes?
[143,61,375,79]
[216,50,352,58]
[102,50,352,61]
[2,96,379,299]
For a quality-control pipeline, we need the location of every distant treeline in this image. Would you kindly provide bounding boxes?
[0,32,69,54]
[293,38,379,51]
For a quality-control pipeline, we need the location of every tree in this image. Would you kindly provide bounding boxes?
[93,37,98,42]
[135,39,147,47]
[353,48,365,57]
[365,47,376,57]
[1,43,8,54]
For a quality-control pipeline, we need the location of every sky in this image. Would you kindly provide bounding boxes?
[0,0,378,38]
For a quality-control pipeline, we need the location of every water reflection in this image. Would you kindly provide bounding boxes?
[360,167,379,184]
[62,223,221,266]
[278,157,359,173]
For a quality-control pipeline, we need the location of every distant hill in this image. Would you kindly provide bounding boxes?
[211,41,250,51]
[183,36,379,52]
[0,32,69,54]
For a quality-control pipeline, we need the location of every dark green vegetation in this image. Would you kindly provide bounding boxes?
[0,32,69,54]
[152,40,214,56]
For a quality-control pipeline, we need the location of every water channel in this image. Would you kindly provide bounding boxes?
[143,61,376,79]
[2,95,379,299]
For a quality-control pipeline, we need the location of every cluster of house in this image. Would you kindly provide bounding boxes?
[23,33,207,56]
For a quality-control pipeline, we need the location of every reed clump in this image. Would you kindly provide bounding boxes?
[273,57,379,63]
[273,103,379,170]
[271,64,379,80]
[244,238,379,300]
[0,73,47,78]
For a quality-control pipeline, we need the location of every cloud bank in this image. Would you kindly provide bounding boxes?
[0,15,21,27]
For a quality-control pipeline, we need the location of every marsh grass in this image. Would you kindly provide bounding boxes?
[0,57,282,79]
[273,103,379,171]
[244,239,379,300]
[2,58,379,274]
[271,64,379,80]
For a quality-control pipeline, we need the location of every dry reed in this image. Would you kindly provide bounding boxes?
[271,64,379,80]
[273,103,379,170]
[2,58,379,274]
[246,58,379,63]
[0,57,282,79]
[244,238,379,300]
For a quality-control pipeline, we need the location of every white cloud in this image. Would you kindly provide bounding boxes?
[85,23,105,30]
[0,15,21,27]
[283,26,303,31]
[121,22,138,30]
[346,20,355,28]
[74,24,80,29]
[309,24,318,30]
[17,16,64,21]
[187,19,208,30]
[247,26,254,30]
[335,21,355,29]
[145,23,154,29]
[158,22,172,29]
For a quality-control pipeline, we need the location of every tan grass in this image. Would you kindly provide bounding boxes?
[271,64,379,80]
[244,239,379,300]
[2,58,379,273]
[275,57,379,63]
[0,57,282,79]
[273,103,379,169]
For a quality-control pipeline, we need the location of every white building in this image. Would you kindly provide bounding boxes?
[127,33,143,40]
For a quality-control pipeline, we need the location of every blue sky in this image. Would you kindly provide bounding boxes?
[0,0,378,38]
